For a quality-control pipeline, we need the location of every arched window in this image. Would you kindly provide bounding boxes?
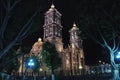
[46,30,48,37]
[72,35,74,40]
[58,30,61,36]
[55,27,58,35]
[50,27,53,36]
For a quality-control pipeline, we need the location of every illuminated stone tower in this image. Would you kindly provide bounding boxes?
[18,4,87,75]
[69,23,83,49]
[43,4,63,52]
[69,23,85,74]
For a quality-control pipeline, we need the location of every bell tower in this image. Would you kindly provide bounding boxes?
[69,23,85,74]
[69,23,83,49]
[43,4,63,52]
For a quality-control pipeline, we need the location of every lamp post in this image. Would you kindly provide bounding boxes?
[25,57,38,76]
[28,59,35,68]
[26,58,35,69]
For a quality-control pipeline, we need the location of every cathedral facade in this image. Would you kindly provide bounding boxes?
[18,4,88,75]
[42,4,86,75]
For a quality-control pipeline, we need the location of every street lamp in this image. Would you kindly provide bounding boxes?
[39,68,43,71]
[114,51,120,63]
[79,65,83,69]
[27,59,35,68]
[25,57,37,69]
[115,51,120,59]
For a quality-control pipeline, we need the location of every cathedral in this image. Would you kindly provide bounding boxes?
[18,4,88,75]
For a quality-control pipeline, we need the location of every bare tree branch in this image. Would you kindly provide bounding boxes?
[0,8,39,59]
[7,0,11,9]
[109,3,116,15]
[0,0,22,39]
[19,21,33,41]
[2,0,7,9]
[0,51,24,68]
[114,41,120,52]
[0,13,10,37]
[102,9,119,28]
[0,39,17,59]
[112,28,116,50]
[85,30,105,48]
[96,27,111,50]
[0,41,3,49]
[17,8,39,39]
[10,0,22,10]
[0,0,13,46]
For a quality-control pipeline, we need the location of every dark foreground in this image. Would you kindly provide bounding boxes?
[1,73,112,80]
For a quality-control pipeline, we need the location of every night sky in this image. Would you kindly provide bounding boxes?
[12,0,120,65]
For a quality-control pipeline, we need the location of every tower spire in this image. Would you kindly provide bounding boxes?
[51,2,55,9]
[73,22,76,27]
[70,22,79,31]
[49,2,55,11]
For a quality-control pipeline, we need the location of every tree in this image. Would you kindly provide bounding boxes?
[0,0,41,59]
[73,1,120,79]
[76,2,120,79]
[1,49,19,74]
[0,0,47,72]
[84,26,120,80]
[0,46,31,73]
[78,18,120,79]
[41,42,61,80]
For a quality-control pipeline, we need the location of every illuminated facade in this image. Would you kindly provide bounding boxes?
[43,4,63,53]
[18,38,43,74]
[42,4,86,75]
[18,4,87,75]
[62,23,85,75]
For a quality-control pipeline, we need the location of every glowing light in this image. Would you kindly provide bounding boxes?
[99,60,101,63]
[38,38,41,42]
[107,69,112,73]
[71,43,75,48]
[79,65,82,69]
[28,62,34,66]
[49,3,55,11]
[103,62,105,64]
[28,59,35,67]
[39,68,43,71]
[116,51,120,59]
[73,22,76,27]
[66,60,69,64]
[70,22,79,31]
[51,4,55,8]
[30,59,33,62]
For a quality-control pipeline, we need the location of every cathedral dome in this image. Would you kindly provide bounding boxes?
[31,38,43,54]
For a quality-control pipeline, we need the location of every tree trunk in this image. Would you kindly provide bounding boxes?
[113,69,120,80]
[110,51,120,80]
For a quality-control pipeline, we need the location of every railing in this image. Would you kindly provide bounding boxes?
[13,69,88,77]
[9,73,113,80]
[0,70,113,80]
